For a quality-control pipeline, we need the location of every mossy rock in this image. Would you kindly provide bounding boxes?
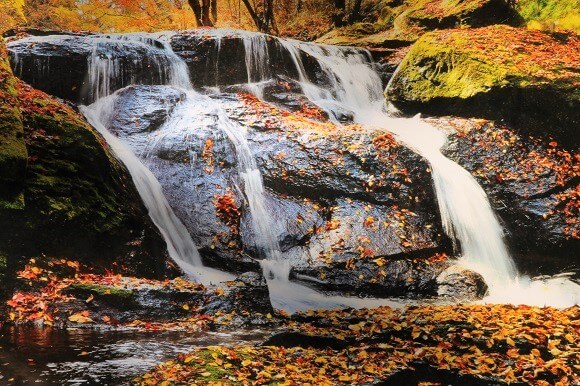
[317,0,519,48]
[517,0,580,33]
[387,26,580,147]
[0,38,26,210]
[0,252,6,282]
[0,39,175,279]
[66,282,138,308]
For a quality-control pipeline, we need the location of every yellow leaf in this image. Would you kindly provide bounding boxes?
[241,359,252,367]
[506,337,515,346]
[201,372,212,377]
[68,312,93,324]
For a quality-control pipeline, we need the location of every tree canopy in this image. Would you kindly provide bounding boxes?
[1,0,370,37]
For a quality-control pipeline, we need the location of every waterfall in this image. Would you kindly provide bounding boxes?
[86,33,192,102]
[18,29,575,309]
[214,110,290,281]
[267,37,579,308]
[80,34,232,285]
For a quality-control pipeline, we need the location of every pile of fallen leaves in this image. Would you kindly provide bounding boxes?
[215,191,242,229]
[5,257,214,331]
[134,304,579,385]
[437,25,580,84]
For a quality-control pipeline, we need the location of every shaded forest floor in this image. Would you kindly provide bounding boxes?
[2,257,578,385]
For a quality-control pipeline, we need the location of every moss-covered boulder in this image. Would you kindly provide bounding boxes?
[0,39,176,281]
[387,26,580,147]
[317,0,519,48]
[517,0,580,33]
[0,39,26,210]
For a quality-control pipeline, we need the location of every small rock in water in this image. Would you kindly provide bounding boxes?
[204,271,274,317]
[436,265,488,301]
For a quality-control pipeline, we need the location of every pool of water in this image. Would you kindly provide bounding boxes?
[0,326,267,385]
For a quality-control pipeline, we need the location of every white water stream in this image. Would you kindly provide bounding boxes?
[81,34,233,286]
[72,30,577,311]
[274,37,579,308]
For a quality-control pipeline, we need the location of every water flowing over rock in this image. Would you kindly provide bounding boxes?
[5,28,579,309]
[0,39,173,280]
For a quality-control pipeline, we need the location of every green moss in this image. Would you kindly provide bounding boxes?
[0,252,6,281]
[21,94,131,235]
[319,0,518,47]
[0,38,27,210]
[517,0,580,33]
[387,26,579,146]
[388,26,578,102]
[69,282,134,299]
[389,33,510,102]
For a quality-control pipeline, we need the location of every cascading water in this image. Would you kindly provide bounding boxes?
[80,34,233,285]
[215,111,289,282]
[22,29,576,309]
[266,37,579,308]
[86,33,192,102]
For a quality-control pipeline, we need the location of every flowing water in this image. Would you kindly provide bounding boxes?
[0,326,266,385]
[17,30,576,309]
[86,33,193,102]
[271,37,580,308]
[80,33,233,286]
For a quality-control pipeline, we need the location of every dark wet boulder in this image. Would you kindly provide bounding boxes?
[59,279,206,323]
[0,41,174,281]
[440,118,579,275]
[7,34,93,102]
[5,30,330,103]
[106,86,454,297]
[387,26,580,148]
[168,29,326,87]
[204,271,273,315]
[104,86,258,274]
[436,265,488,300]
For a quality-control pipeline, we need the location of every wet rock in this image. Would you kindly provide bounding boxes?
[204,272,273,316]
[169,29,326,87]
[376,362,511,386]
[6,34,92,102]
[62,281,206,322]
[436,265,488,300]
[106,86,451,297]
[387,26,579,148]
[0,50,173,280]
[105,86,257,274]
[261,331,348,350]
[440,119,579,274]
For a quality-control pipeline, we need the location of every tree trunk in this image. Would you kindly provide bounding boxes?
[349,0,363,24]
[241,0,263,31]
[332,0,346,26]
[201,0,212,25]
[211,0,218,22]
[188,0,214,26]
[296,0,303,14]
[188,0,204,26]
[240,0,278,34]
